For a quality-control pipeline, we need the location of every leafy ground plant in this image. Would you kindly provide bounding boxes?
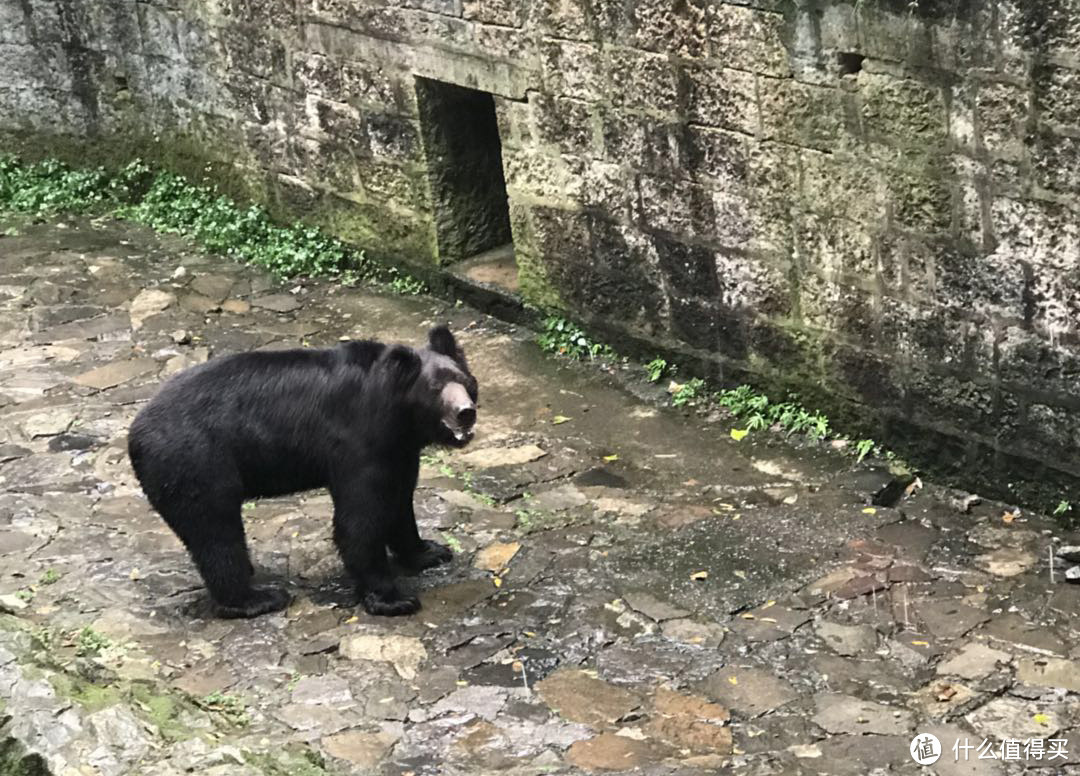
[198,691,249,727]
[537,317,613,360]
[645,357,670,383]
[671,378,706,407]
[75,627,111,657]
[0,155,427,292]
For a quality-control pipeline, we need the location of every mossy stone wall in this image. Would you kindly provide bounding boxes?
[2,0,1079,503]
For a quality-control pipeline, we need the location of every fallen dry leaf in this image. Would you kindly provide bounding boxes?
[936,684,958,702]
[474,541,521,573]
[552,415,571,425]
[730,428,749,441]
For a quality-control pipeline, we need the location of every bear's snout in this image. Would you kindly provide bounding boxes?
[440,382,476,443]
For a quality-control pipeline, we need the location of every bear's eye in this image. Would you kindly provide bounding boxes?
[433,367,462,388]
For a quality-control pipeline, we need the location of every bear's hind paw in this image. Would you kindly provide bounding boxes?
[214,586,291,619]
[361,591,421,616]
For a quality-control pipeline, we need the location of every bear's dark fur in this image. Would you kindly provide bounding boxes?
[128,325,478,618]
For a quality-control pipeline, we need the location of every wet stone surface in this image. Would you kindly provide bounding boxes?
[1,218,1079,775]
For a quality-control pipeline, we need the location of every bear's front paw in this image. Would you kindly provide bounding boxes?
[400,539,453,571]
[362,590,421,616]
[214,586,291,619]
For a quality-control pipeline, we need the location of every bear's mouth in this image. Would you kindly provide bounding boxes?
[441,419,474,445]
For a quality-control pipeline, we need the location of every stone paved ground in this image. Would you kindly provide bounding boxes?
[1,217,1079,776]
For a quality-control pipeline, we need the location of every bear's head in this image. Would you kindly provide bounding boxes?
[404,325,478,449]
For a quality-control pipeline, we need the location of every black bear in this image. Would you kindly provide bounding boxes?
[128,325,478,618]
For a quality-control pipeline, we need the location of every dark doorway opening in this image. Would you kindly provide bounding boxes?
[415,77,515,289]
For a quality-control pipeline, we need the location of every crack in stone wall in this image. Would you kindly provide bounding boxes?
[1,0,1078,504]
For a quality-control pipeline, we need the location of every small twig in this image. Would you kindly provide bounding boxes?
[1049,545,1055,585]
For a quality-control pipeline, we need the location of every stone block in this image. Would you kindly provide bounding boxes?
[989,196,1080,272]
[367,114,422,161]
[637,174,714,241]
[607,48,679,114]
[531,93,595,154]
[667,295,749,359]
[824,341,901,405]
[341,61,413,115]
[285,136,358,192]
[685,126,749,186]
[222,25,287,82]
[292,52,342,97]
[906,370,1000,432]
[653,232,718,298]
[859,72,947,148]
[999,0,1080,60]
[463,0,523,27]
[136,3,182,60]
[540,39,603,100]
[531,0,597,42]
[305,96,369,152]
[226,0,298,29]
[876,234,939,301]
[601,112,683,175]
[706,3,791,77]
[503,150,583,205]
[715,252,792,318]
[799,150,887,226]
[855,4,937,67]
[626,0,709,58]
[1032,130,1080,196]
[476,24,535,63]
[580,161,635,221]
[84,0,143,54]
[0,3,29,44]
[800,274,879,347]
[356,161,431,213]
[494,94,531,148]
[684,65,758,135]
[402,0,463,17]
[795,213,876,280]
[884,156,954,233]
[977,80,1030,156]
[549,216,667,332]
[935,246,1026,320]
[1026,403,1080,454]
[759,77,848,152]
[1034,64,1080,128]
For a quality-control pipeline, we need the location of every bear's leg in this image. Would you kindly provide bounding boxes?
[161,492,290,618]
[330,474,420,616]
[386,456,452,571]
[389,503,453,571]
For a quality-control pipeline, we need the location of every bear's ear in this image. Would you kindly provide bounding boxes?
[382,345,422,390]
[428,325,458,357]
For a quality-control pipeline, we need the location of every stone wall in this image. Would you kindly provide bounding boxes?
[2,0,1079,502]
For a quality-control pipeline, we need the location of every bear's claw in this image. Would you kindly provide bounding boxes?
[399,539,453,571]
[214,586,291,619]
[362,591,421,616]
